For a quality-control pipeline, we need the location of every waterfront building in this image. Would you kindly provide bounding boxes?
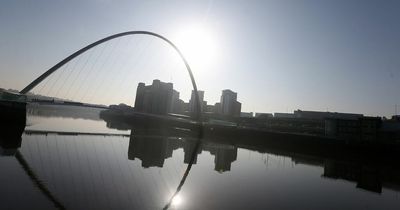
[392,115,400,122]
[189,90,206,113]
[214,103,222,114]
[294,109,363,120]
[134,79,174,115]
[220,89,241,117]
[205,104,216,113]
[325,117,382,141]
[170,90,187,114]
[274,113,295,118]
[255,112,273,118]
[240,112,254,118]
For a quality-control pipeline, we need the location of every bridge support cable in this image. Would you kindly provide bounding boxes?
[79,41,112,102]
[19,31,205,208]
[46,62,70,98]
[163,134,203,210]
[54,55,83,99]
[62,136,80,206]
[51,60,73,98]
[36,73,52,95]
[76,42,107,102]
[80,42,108,102]
[86,41,118,103]
[101,38,133,102]
[105,39,153,104]
[123,139,146,208]
[97,39,126,104]
[108,37,139,103]
[15,150,66,210]
[64,49,95,100]
[121,38,154,101]
[96,137,122,208]
[44,135,58,193]
[20,30,202,121]
[111,139,133,207]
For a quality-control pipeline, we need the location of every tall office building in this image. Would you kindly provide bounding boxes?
[189,90,206,113]
[134,79,174,115]
[220,89,241,117]
[170,90,185,114]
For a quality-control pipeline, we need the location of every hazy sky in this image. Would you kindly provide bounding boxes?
[1,0,399,117]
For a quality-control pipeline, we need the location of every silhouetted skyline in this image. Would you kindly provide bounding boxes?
[1,0,400,117]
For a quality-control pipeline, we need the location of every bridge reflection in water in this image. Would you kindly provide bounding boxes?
[1,105,400,210]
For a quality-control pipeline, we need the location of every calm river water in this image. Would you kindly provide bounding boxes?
[0,105,399,210]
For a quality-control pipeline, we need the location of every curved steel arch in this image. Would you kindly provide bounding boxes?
[20,31,202,120]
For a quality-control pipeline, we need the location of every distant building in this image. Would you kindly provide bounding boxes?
[205,104,216,113]
[234,102,242,116]
[134,79,174,115]
[170,90,186,114]
[274,113,295,118]
[171,99,185,114]
[294,110,363,120]
[241,112,254,118]
[109,103,132,112]
[380,120,400,141]
[255,112,273,118]
[325,117,382,142]
[214,102,222,114]
[189,90,206,114]
[182,102,190,113]
[170,90,180,111]
[392,115,400,122]
[220,89,241,117]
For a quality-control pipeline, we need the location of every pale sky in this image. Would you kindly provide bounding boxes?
[1,0,399,117]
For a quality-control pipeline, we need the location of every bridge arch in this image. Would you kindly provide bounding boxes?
[20,31,202,120]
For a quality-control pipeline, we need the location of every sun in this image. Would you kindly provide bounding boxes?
[174,25,219,71]
[171,194,183,206]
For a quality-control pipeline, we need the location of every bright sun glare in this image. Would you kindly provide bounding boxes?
[171,194,183,206]
[175,26,218,70]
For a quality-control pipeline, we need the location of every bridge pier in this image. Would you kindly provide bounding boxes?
[0,95,26,154]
